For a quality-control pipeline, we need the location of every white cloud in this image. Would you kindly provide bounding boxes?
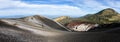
[0,0,120,18]
[83,0,109,9]
[0,0,86,17]
[105,0,120,8]
[71,0,120,14]
[73,0,110,10]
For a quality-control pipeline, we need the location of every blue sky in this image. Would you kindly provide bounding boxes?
[0,0,120,18]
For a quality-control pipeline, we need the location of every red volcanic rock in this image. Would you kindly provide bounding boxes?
[67,22,98,31]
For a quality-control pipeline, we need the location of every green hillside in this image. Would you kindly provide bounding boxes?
[54,8,120,26]
[81,8,120,24]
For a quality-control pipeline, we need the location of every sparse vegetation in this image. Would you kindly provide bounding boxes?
[54,16,72,26]
[55,8,120,25]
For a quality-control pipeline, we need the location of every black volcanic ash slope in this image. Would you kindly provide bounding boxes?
[1,15,120,42]
[0,15,71,32]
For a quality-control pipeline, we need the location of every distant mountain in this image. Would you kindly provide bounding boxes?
[96,8,118,15]
[53,8,120,31]
[0,15,28,18]
[80,8,120,24]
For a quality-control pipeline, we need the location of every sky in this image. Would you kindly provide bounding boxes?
[0,0,120,18]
